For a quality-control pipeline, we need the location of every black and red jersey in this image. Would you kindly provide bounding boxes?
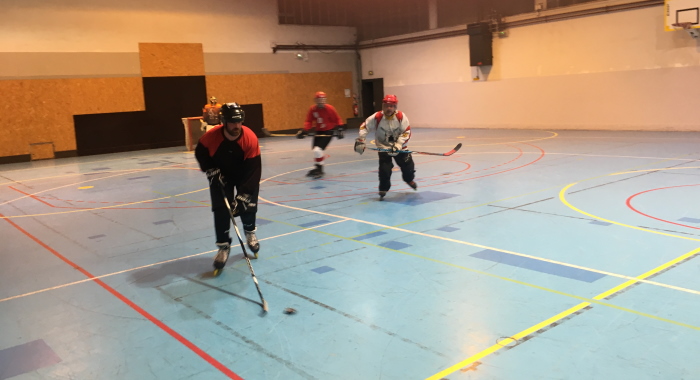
[195,125,261,196]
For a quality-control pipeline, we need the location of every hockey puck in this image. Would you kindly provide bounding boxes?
[283,307,297,314]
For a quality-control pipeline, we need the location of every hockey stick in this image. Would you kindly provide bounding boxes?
[217,176,269,312]
[368,143,462,157]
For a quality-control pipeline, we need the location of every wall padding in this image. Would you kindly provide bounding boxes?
[206,72,354,132]
[139,43,205,78]
[0,77,144,157]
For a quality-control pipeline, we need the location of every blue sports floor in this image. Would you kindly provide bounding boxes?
[1,128,699,380]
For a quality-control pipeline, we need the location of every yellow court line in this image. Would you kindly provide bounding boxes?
[426,245,700,380]
[559,166,700,242]
[428,158,700,379]
[272,219,700,331]
[260,163,700,296]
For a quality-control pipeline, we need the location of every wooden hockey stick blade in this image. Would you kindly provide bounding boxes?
[368,143,462,156]
[412,143,462,156]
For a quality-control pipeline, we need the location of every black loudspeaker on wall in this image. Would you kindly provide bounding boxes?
[467,22,493,66]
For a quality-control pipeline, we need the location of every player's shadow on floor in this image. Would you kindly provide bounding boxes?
[127,253,249,288]
[127,253,262,314]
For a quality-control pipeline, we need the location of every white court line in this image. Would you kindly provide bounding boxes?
[0,219,348,304]
[256,168,700,297]
[0,149,195,174]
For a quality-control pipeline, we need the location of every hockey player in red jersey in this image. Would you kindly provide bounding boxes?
[296,91,344,179]
[195,102,262,269]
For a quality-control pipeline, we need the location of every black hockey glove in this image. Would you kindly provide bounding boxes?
[296,129,307,139]
[206,168,222,186]
[334,125,345,139]
[232,193,255,216]
[387,144,400,157]
[354,139,365,155]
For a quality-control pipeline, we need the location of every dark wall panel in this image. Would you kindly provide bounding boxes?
[74,111,148,156]
[240,103,265,138]
[142,76,207,146]
[74,76,206,156]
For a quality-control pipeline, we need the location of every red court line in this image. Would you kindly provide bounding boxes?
[626,184,700,230]
[1,213,243,380]
[9,186,56,208]
[265,143,545,203]
[9,187,207,211]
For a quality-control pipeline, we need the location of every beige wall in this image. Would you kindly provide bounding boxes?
[361,5,700,131]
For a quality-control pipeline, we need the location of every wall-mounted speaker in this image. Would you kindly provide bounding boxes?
[467,22,493,66]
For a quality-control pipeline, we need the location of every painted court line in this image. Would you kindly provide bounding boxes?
[1,212,243,380]
[258,197,700,297]
[425,245,700,379]
[0,219,348,304]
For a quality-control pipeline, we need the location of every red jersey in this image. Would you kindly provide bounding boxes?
[195,125,261,196]
[303,104,343,132]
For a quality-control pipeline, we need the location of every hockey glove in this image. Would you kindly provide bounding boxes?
[206,168,222,186]
[232,193,255,216]
[354,139,365,154]
[387,145,400,157]
[334,125,345,139]
[296,129,307,139]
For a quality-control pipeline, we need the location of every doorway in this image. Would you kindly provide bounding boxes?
[361,78,384,119]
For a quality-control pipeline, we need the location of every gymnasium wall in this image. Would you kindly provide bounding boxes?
[0,0,357,163]
[361,3,700,131]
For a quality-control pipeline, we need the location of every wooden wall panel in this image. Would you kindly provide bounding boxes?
[206,72,353,132]
[139,43,205,78]
[0,69,352,160]
[0,78,144,157]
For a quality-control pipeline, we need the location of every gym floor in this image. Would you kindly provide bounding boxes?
[1,128,699,380]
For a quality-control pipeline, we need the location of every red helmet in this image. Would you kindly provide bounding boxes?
[314,91,327,99]
[382,95,398,105]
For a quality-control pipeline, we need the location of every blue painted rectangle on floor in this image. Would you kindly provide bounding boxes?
[390,191,459,206]
[470,249,606,283]
[300,220,331,228]
[256,218,272,226]
[353,231,387,241]
[379,241,412,250]
[589,220,612,226]
[312,266,335,274]
[437,226,460,232]
[0,339,61,380]
[128,176,151,180]
[678,217,700,223]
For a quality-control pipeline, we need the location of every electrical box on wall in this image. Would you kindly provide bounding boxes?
[467,22,493,66]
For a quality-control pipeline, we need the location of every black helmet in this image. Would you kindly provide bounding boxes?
[220,102,245,123]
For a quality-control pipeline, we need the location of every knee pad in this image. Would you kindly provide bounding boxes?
[313,146,325,164]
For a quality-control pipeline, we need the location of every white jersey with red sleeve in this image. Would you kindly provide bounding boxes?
[358,111,411,150]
